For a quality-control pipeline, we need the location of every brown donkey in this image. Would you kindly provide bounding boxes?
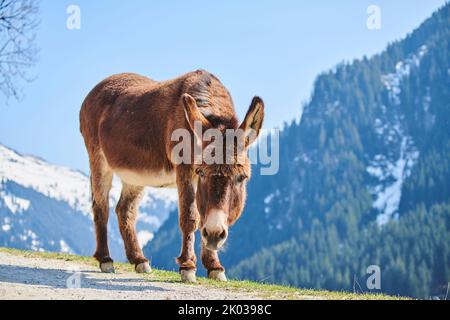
[79,70,264,282]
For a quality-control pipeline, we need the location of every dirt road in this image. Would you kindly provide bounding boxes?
[0,251,257,300]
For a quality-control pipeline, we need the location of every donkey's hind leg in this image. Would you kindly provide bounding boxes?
[115,183,151,273]
[90,155,114,273]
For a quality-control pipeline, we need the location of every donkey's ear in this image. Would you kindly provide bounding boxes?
[239,96,265,147]
[182,93,210,131]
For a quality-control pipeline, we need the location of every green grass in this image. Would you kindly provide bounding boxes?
[0,247,408,300]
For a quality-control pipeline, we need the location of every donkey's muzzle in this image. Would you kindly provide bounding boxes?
[201,228,228,250]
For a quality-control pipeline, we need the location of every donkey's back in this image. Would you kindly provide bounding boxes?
[80,70,236,178]
[79,72,159,151]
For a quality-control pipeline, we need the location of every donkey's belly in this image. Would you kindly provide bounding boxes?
[115,169,176,188]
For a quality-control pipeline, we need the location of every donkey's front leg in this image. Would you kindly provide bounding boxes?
[201,242,227,281]
[176,166,200,282]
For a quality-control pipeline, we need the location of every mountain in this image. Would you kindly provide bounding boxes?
[145,4,450,298]
[0,144,177,260]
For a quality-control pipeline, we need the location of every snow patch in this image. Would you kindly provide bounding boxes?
[17,229,43,251]
[368,134,419,226]
[137,230,153,248]
[137,214,161,228]
[423,87,431,112]
[263,189,280,212]
[369,46,426,226]
[0,191,30,213]
[59,239,73,253]
[264,193,275,204]
[382,45,427,106]
[325,101,340,115]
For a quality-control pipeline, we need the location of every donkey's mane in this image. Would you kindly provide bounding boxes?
[189,71,239,130]
[191,71,213,108]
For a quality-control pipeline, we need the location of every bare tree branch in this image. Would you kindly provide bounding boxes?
[0,0,39,101]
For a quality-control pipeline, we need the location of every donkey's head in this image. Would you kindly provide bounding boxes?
[182,94,264,250]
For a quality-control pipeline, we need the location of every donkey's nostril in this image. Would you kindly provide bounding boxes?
[219,230,227,240]
[202,228,208,238]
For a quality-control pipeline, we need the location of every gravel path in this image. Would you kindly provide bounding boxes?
[0,252,258,300]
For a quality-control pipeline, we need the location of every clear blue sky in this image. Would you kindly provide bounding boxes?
[0,0,447,173]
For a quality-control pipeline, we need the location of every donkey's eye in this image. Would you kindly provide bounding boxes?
[196,168,206,178]
[236,174,247,184]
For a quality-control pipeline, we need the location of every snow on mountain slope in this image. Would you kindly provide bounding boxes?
[0,144,177,259]
[381,45,427,106]
[0,145,92,215]
[367,46,426,226]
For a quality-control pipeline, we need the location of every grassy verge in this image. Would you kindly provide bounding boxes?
[0,247,408,300]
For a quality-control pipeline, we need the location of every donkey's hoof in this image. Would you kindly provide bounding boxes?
[135,262,151,273]
[180,269,197,283]
[100,261,115,273]
[209,270,227,281]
